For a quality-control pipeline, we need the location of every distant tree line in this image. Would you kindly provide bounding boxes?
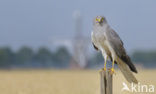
[0,46,71,68]
[131,50,156,63]
[0,46,155,69]
[88,50,156,68]
[131,50,156,68]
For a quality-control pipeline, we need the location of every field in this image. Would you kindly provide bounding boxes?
[0,69,155,94]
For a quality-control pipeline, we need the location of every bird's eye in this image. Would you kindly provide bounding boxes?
[101,18,104,22]
[96,18,98,21]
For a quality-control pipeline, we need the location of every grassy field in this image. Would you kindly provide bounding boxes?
[0,69,155,94]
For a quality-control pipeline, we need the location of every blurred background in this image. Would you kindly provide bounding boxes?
[0,0,156,94]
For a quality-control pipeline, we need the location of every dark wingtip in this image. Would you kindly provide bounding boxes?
[130,66,138,73]
[133,70,138,73]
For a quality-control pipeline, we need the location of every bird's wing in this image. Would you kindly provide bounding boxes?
[105,28,137,73]
[91,32,99,51]
[105,29,138,83]
[92,42,98,50]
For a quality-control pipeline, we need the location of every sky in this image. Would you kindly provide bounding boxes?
[0,0,156,52]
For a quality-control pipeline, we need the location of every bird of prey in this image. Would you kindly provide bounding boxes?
[91,16,138,83]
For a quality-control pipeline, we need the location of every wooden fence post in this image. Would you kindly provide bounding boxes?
[100,69,113,94]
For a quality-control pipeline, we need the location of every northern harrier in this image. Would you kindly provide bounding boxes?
[91,16,138,83]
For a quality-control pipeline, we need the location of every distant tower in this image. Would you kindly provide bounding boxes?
[70,10,88,69]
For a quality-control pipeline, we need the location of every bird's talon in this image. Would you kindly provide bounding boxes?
[104,67,106,71]
[110,68,115,75]
[99,68,106,73]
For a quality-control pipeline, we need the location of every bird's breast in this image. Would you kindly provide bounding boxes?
[93,32,111,57]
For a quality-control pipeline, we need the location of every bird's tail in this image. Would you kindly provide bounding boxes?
[116,57,138,84]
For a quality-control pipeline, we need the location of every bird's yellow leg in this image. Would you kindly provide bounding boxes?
[99,56,107,72]
[103,58,107,71]
[110,60,115,74]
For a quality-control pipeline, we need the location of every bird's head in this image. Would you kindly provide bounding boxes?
[94,16,107,25]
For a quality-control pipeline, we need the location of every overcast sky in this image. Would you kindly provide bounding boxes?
[0,0,156,52]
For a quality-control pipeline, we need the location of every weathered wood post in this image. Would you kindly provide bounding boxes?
[99,69,113,94]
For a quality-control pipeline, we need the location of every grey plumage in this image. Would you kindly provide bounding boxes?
[91,16,138,83]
